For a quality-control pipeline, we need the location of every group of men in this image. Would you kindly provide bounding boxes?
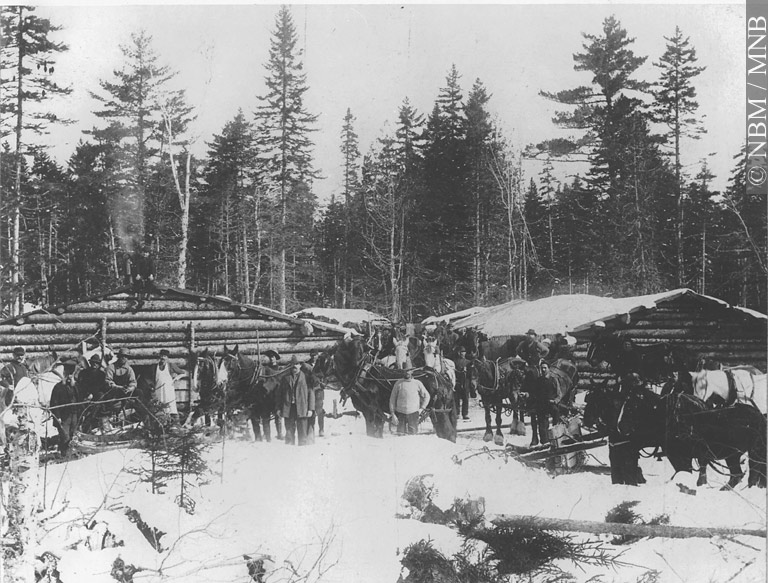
[0,346,185,456]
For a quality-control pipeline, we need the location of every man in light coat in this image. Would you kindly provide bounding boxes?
[389,369,431,435]
[277,356,315,446]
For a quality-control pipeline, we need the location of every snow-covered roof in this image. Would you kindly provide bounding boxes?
[451,288,767,339]
[571,288,767,334]
[289,307,391,328]
[422,306,489,326]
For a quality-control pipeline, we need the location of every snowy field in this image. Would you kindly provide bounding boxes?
[26,397,767,583]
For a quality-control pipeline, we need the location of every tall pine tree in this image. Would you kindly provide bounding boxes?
[1,5,70,314]
[254,5,318,312]
[653,27,706,286]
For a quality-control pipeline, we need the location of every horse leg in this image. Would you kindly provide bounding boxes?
[493,405,504,446]
[250,411,262,442]
[483,404,493,442]
[529,414,540,447]
[721,454,745,491]
[696,460,708,487]
[262,414,272,442]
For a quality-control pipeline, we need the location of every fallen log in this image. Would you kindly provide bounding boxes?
[514,438,607,461]
[490,515,767,539]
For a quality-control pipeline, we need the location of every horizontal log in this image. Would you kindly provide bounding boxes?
[63,299,269,313]
[0,329,344,347]
[489,515,767,539]
[0,319,303,334]
[18,311,299,324]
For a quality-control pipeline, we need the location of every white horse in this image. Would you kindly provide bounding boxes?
[690,368,767,415]
[423,338,456,388]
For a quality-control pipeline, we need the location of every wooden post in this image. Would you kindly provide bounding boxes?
[99,317,107,356]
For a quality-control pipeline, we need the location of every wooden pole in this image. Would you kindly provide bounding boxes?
[490,515,767,539]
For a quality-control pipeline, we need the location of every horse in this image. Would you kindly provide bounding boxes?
[221,345,284,441]
[687,368,767,414]
[423,337,456,388]
[472,356,526,445]
[318,336,457,441]
[619,388,767,489]
[1,353,63,448]
[587,334,687,384]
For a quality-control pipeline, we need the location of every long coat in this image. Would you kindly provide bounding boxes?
[277,369,315,418]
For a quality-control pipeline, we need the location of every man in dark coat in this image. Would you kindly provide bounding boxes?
[50,369,80,455]
[277,356,315,446]
[0,347,29,391]
[76,354,108,432]
[262,350,284,440]
[304,349,325,438]
[516,329,549,368]
[528,361,559,446]
[452,347,472,420]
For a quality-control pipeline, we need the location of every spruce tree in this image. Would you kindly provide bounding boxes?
[338,108,361,307]
[254,5,318,312]
[652,27,706,287]
[89,30,176,252]
[0,5,70,315]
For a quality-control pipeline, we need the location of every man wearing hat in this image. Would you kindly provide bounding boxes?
[0,347,29,391]
[389,369,430,435]
[49,368,81,455]
[106,348,137,396]
[516,329,549,368]
[76,353,109,432]
[451,347,473,420]
[151,349,185,423]
[277,355,315,446]
[303,349,325,438]
[262,349,284,440]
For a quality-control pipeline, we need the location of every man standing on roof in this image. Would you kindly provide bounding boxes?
[516,329,549,368]
[263,350,284,441]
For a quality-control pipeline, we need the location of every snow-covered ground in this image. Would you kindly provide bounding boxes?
[25,397,767,583]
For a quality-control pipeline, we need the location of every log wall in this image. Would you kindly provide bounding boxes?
[0,288,347,411]
[571,294,767,389]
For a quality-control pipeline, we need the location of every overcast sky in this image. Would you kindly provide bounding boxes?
[28,2,744,202]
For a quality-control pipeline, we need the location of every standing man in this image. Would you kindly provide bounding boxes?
[0,347,29,392]
[49,369,80,455]
[262,350,284,440]
[389,369,431,435]
[528,361,559,446]
[516,329,550,368]
[104,348,137,429]
[277,356,315,446]
[152,349,185,424]
[452,347,472,421]
[304,349,326,438]
[76,354,108,432]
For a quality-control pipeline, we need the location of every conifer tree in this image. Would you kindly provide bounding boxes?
[338,108,361,307]
[254,5,318,312]
[1,5,70,315]
[89,30,177,252]
[652,27,706,286]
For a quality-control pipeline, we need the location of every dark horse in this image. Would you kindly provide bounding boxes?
[620,388,767,490]
[587,334,688,384]
[222,345,284,441]
[472,356,526,445]
[317,337,458,441]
